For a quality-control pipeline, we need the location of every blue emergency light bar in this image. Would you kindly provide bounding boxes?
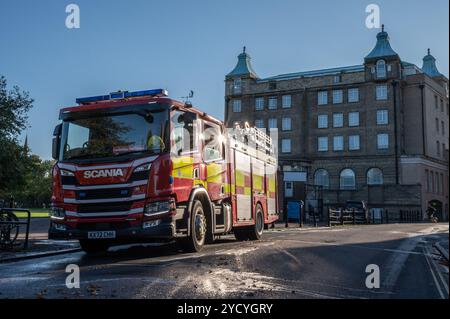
[76,89,168,105]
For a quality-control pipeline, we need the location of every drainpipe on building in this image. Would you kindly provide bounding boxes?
[419,84,426,156]
[392,80,399,184]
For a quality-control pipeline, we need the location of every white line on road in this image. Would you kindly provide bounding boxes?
[423,246,446,299]
[281,239,431,257]
[424,245,449,297]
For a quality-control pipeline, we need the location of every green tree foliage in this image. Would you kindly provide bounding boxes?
[14,155,54,208]
[0,75,34,199]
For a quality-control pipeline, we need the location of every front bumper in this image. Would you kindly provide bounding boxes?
[49,219,177,242]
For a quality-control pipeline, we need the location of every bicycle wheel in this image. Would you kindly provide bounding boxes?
[0,212,20,246]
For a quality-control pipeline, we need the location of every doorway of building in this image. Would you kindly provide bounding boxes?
[428,200,443,222]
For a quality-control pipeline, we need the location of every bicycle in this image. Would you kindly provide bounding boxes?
[0,201,20,248]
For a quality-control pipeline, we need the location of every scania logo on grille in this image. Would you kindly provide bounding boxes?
[83,169,124,179]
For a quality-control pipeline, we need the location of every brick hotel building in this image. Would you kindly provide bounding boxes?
[224,27,449,221]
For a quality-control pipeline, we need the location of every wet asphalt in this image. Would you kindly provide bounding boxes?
[0,223,448,299]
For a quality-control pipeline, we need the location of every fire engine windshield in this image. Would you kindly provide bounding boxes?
[60,109,169,161]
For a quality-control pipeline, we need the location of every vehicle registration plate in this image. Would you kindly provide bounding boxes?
[87,231,116,239]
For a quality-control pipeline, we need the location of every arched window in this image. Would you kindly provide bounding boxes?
[340,169,356,190]
[376,60,386,78]
[314,169,329,188]
[367,168,383,185]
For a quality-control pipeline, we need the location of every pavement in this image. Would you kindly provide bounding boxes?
[0,218,80,263]
[0,222,448,299]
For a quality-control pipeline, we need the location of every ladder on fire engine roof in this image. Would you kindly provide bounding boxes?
[228,123,277,165]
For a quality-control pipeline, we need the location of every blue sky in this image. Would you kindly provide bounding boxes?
[0,0,448,159]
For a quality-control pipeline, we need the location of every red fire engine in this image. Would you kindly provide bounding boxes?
[49,89,278,253]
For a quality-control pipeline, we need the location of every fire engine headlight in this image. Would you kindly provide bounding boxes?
[49,207,65,219]
[134,163,152,173]
[144,201,172,216]
[60,169,75,176]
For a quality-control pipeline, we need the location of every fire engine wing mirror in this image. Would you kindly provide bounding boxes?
[52,124,62,160]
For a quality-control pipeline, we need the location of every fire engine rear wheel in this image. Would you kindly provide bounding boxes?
[248,204,264,240]
[180,200,206,253]
[234,204,264,241]
[79,239,110,254]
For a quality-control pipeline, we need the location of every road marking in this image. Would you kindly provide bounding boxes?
[425,245,449,296]
[281,239,430,257]
[423,246,446,299]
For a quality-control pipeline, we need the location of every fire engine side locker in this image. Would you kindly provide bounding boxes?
[266,163,277,219]
[251,157,267,218]
[234,150,252,221]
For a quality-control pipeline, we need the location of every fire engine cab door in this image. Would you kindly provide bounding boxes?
[234,151,252,221]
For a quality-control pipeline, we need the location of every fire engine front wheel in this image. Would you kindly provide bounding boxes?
[180,200,206,253]
[79,239,111,254]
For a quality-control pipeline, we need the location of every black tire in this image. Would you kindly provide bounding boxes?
[234,204,264,241]
[234,228,249,241]
[247,204,264,240]
[0,212,19,245]
[79,239,110,254]
[180,200,206,253]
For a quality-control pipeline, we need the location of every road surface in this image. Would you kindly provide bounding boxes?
[0,223,448,299]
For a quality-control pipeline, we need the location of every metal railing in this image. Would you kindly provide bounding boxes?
[328,208,367,226]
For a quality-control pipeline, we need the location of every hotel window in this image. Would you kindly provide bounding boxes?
[435,95,439,109]
[285,182,293,198]
[232,78,242,94]
[437,141,440,156]
[440,173,444,195]
[376,60,387,78]
[318,115,328,129]
[436,118,439,132]
[333,90,343,104]
[333,75,342,84]
[333,136,344,151]
[377,110,389,125]
[348,88,359,103]
[349,135,360,150]
[431,171,435,193]
[436,172,440,194]
[348,112,360,127]
[314,169,330,188]
[376,85,388,100]
[282,95,292,108]
[425,169,430,192]
[232,100,241,113]
[441,99,444,112]
[318,137,328,152]
[333,113,344,127]
[282,117,292,131]
[340,169,356,190]
[254,119,264,128]
[367,168,384,185]
[255,97,264,111]
[377,134,389,149]
[441,121,445,135]
[318,91,328,105]
[268,118,277,129]
[268,97,278,109]
[281,139,291,153]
